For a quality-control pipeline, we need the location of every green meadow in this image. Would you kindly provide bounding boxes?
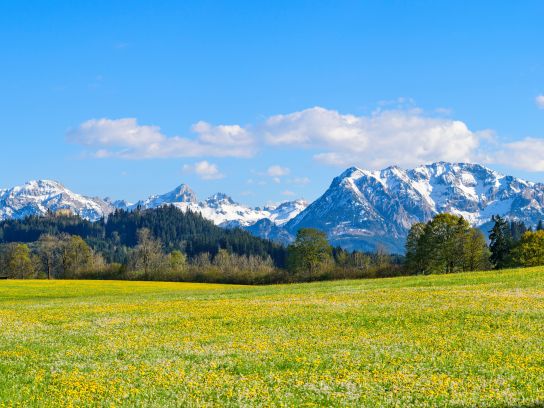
[1,268,544,407]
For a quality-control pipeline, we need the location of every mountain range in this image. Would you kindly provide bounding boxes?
[2,162,544,253]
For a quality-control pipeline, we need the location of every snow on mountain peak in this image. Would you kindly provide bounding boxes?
[137,183,197,208]
[4,162,540,253]
[338,166,366,180]
[0,179,113,221]
[133,184,308,228]
[160,183,197,203]
[286,162,544,253]
[206,193,236,206]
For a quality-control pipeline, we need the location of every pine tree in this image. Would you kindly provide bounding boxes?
[489,215,512,269]
[509,220,528,242]
[405,222,426,273]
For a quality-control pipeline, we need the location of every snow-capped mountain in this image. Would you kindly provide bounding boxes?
[245,218,295,245]
[0,179,307,230]
[135,184,197,208]
[264,200,308,226]
[134,185,307,228]
[3,162,543,253]
[286,162,544,253]
[104,198,132,211]
[0,180,114,221]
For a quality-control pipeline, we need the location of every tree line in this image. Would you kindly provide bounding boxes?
[0,206,287,265]
[0,206,402,284]
[3,206,541,284]
[405,213,544,274]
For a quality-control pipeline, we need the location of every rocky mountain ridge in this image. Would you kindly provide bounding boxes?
[2,162,543,253]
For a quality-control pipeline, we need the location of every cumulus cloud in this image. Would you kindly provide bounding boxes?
[70,106,544,174]
[536,95,544,109]
[68,118,163,147]
[191,121,253,146]
[182,161,225,180]
[494,138,544,172]
[261,107,484,169]
[67,118,256,159]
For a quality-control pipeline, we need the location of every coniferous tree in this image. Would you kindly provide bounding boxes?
[509,220,528,242]
[0,206,288,268]
[489,215,513,269]
[0,206,405,283]
[405,222,426,273]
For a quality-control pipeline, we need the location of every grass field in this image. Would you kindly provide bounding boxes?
[1,269,544,407]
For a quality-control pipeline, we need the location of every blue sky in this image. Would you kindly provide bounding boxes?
[1,1,543,205]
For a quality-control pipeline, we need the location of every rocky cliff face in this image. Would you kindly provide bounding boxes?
[286,162,544,253]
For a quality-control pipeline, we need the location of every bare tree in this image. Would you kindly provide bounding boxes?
[132,228,165,278]
[37,234,61,280]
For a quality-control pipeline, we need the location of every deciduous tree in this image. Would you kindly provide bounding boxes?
[512,230,544,267]
[287,228,333,277]
[132,228,165,278]
[7,243,34,278]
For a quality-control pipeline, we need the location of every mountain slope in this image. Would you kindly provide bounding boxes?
[0,180,307,233]
[0,180,113,221]
[135,184,198,208]
[286,162,544,253]
[3,162,543,253]
[135,186,307,229]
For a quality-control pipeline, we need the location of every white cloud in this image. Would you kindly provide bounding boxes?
[536,95,544,109]
[68,108,484,168]
[67,118,256,159]
[68,118,163,147]
[182,161,225,180]
[266,165,290,177]
[261,107,484,169]
[191,121,253,146]
[281,190,296,196]
[69,106,544,174]
[494,138,544,171]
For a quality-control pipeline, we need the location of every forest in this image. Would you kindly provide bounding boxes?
[405,214,544,274]
[2,205,543,284]
[0,206,402,284]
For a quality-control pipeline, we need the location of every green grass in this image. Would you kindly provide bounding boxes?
[1,268,544,407]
